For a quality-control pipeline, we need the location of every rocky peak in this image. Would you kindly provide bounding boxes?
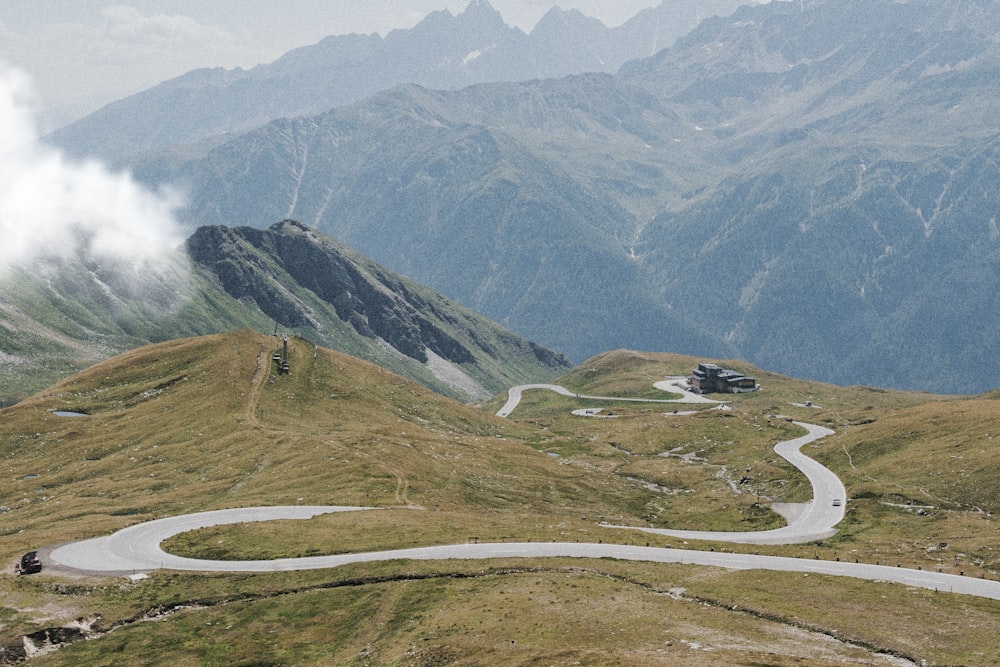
[531,6,606,37]
[459,0,508,30]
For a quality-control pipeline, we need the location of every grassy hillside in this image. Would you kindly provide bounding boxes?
[0,332,625,539]
[1,337,998,665]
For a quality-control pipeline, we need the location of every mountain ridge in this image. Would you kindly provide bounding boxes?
[0,220,571,405]
[45,0,752,163]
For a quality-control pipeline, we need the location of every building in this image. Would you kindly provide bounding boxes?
[689,363,759,394]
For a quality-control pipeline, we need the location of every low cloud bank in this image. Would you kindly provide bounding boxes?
[0,63,189,302]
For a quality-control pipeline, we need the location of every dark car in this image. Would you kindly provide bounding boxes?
[16,551,42,575]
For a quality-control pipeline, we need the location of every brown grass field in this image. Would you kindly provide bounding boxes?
[1,332,997,665]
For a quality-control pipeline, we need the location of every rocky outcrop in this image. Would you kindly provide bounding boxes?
[185,221,573,391]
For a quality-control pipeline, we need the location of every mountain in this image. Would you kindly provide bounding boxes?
[142,80,729,366]
[118,0,1000,393]
[624,0,1000,389]
[185,220,572,400]
[0,220,571,405]
[619,0,1000,141]
[45,0,751,163]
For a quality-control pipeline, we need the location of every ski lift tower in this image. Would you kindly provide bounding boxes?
[273,334,291,374]
[281,334,290,374]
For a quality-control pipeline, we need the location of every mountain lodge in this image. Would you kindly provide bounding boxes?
[689,363,759,394]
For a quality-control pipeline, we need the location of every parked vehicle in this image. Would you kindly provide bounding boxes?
[16,551,42,575]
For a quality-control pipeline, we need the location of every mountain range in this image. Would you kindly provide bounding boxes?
[48,0,751,164]
[5,3,1000,661]
[38,0,1000,394]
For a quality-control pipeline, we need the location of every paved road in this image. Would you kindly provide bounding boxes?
[42,380,998,601]
[45,505,1000,601]
[612,422,846,545]
[497,382,844,544]
[47,506,369,574]
[496,379,719,418]
[652,377,728,404]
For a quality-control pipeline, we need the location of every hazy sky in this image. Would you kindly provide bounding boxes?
[0,0,664,129]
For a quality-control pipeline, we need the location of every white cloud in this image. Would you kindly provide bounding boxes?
[0,63,189,298]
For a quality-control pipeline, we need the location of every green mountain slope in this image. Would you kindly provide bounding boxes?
[0,221,571,404]
[640,138,1000,390]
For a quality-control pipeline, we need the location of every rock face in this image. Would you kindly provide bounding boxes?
[183,220,573,400]
[187,221,476,365]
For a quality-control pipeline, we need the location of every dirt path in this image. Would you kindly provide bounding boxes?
[244,344,272,427]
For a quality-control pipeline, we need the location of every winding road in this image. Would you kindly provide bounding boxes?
[612,422,845,545]
[42,380,1000,601]
[495,378,718,418]
[498,383,845,544]
[45,505,1000,600]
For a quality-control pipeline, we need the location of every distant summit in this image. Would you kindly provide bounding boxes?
[47,0,750,163]
[458,0,508,26]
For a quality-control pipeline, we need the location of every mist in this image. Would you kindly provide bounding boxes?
[0,63,189,305]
